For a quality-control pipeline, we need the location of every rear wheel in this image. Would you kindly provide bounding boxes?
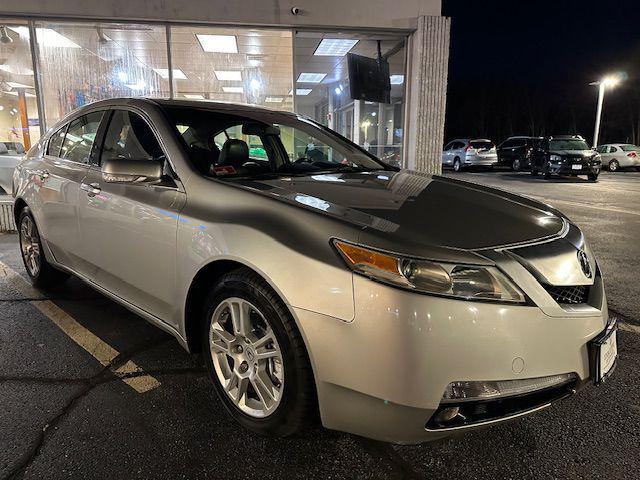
[18,208,69,288]
[453,158,462,172]
[202,268,316,437]
[588,172,599,182]
[608,159,619,172]
[543,163,552,179]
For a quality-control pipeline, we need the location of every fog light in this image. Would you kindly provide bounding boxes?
[434,406,459,423]
[441,373,577,404]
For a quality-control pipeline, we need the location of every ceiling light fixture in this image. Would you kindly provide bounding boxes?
[293,88,312,96]
[314,38,358,56]
[6,81,34,89]
[390,75,404,85]
[297,73,326,83]
[265,97,284,103]
[214,70,242,81]
[0,65,33,75]
[153,68,187,80]
[183,94,205,99]
[196,34,238,53]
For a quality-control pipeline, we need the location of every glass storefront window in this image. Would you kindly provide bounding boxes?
[35,21,170,125]
[294,32,406,167]
[170,26,293,111]
[0,20,41,151]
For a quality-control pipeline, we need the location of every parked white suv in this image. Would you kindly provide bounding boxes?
[442,139,498,172]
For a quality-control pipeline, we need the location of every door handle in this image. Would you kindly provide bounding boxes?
[81,182,101,196]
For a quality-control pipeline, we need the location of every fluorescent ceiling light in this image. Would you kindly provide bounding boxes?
[265,97,284,103]
[294,88,312,96]
[3,90,36,97]
[33,28,81,48]
[297,73,326,83]
[196,34,238,53]
[7,81,34,89]
[390,75,405,85]
[223,86,243,93]
[215,70,242,81]
[153,68,187,80]
[0,65,33,75]
[183,94,205,99]
[314,38,358,56]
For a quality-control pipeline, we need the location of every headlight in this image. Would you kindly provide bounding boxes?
[550,154,562,162]
[332,240,525,303]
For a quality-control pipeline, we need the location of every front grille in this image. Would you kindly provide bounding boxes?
[544,284,589,304]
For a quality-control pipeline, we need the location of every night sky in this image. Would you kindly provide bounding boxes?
[441,0,640,145]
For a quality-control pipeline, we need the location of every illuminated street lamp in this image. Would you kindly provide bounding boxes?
[590,74,622,147]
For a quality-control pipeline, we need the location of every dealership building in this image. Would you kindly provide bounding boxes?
[0,0,449,173]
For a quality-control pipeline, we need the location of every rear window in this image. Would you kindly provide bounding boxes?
[620,144,640,152]
[470,141,494,149]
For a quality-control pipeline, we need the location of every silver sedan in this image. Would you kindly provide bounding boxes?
[596,143,640,171]
[12,98,616,444]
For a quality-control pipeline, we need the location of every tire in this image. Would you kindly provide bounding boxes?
[511,158,522,171]
[18,207,69,288]
[201,268,316,437]
[588,172,599,182]
[453,158,462,172]
[543,164,551,180]
[608,160,619,172]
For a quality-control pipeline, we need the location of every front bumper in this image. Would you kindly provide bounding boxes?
[548,161,601,175]
[295,272,608,444]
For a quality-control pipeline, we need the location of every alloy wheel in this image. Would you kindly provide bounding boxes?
[209,297,284,418]
[19,215,41,277]
[609,160,619,172]
[512,158,521,171]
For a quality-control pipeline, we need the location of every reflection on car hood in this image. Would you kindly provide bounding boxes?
[548,150,596,157]
[234,170,566,251]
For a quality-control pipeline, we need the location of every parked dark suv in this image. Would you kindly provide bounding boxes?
[530,135,601,181]
[496,136,542,171]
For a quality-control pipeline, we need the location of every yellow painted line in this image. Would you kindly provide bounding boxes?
[0,261,160,393]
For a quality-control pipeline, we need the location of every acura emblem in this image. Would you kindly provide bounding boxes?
[577,249,592,278]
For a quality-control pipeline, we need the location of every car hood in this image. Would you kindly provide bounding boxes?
[548,149,596,157]
[233,170,566,252]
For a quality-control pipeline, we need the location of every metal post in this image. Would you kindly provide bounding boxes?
[165,25,174,99]
[593,82,605,147]
[28,20,46,134]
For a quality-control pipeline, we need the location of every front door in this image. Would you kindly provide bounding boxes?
[36,111,104,269]
[77,109,185,322]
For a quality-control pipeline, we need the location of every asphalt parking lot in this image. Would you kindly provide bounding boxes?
[1,170,639,480]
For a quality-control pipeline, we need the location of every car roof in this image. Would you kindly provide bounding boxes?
[546,135,585,140]
[506,136,543,139]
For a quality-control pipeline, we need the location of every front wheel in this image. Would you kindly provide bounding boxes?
[202,268,316,437]
[453,158,462,172]
[588,172,599,182]
[18,207,69,288]
[608,160,619,172]
[512,158,522,171]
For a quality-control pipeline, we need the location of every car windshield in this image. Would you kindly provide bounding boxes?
[162,105,387,178]
[548,139,590,151]
[620,144,640,152]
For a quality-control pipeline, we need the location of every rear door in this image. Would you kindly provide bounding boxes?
[36,110,104,269]
[77,108,186,322]
[442,142,454,164]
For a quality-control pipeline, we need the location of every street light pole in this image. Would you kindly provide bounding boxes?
[592,82,605,148]
[591,74,621,147]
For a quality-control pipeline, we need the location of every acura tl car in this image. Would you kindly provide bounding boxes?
[12,99,616,444]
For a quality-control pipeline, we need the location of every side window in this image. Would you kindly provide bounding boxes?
[214,125,268,163]
[443,142,453,151]
[609,146,618,153]
[60,111,104,164]
[501,139,514,148]
[279,125,347,164]
[47,126,67,157]
[596,146,608,153]
[101,110,164,164]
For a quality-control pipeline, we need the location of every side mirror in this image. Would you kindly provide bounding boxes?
[101,158,162,184]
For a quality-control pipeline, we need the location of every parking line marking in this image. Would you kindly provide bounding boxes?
[526,195,640,217]
[0,261,161,393]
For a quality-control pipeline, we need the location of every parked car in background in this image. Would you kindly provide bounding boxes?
[496,136,542,171]
[530,135,601,181]
[0,142,25,193]
[12,98,616,444]
[442,139,497,172]
[596,144,640,172]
